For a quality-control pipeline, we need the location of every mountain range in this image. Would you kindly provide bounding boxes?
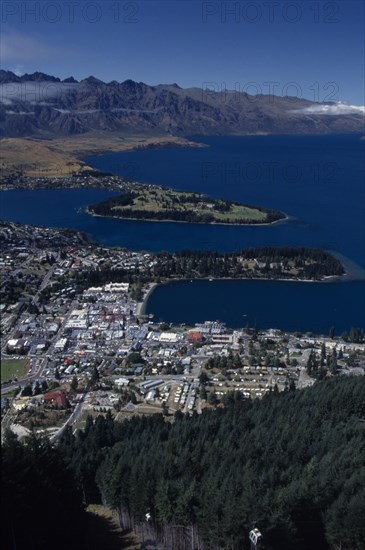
[0,70,363,138]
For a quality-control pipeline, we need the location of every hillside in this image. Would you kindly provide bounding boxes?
[2,376,364,549]
[56,376,364,550]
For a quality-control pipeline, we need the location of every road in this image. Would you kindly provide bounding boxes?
[0,259,59,356]
[49,391,87,444]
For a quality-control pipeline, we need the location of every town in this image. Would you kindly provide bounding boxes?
[0,170,134,191]
[1,220,364,441]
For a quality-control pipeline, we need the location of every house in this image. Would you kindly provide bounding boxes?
[44,390,68,409]
[188,331,204,343]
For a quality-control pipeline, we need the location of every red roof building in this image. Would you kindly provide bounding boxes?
[188,331,204,343]
[44,390,68,409]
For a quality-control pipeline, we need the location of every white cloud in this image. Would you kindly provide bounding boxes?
[5,111,35,115]
[292,102,365,116]
[12,64,25,76]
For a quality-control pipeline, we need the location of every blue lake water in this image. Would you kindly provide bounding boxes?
[87,134,365,267]
[1,134,364,333]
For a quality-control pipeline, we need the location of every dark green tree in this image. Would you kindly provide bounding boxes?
[21,384,32,396]
[89,366,100,388]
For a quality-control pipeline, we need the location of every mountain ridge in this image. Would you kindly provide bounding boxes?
[1,70,363,138]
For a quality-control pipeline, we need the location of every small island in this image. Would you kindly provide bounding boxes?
[87,185,286,225]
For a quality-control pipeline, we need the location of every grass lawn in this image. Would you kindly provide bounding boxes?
[112,188,269,222]
[212,205,267,222]
[1,359,29,383]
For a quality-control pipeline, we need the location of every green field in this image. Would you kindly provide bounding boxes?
[1,359,29,383]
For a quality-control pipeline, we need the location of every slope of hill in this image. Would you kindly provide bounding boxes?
[56,376,365,550]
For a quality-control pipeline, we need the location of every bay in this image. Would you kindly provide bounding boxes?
[1,134,364,332]
[145,279,365,334]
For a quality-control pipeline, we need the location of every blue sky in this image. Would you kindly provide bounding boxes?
[1,0,364,104]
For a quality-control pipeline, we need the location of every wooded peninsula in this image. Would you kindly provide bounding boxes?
[87,186,286,225]
[65,248,345,302]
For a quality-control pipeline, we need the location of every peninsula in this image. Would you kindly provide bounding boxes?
[87,186,286,225]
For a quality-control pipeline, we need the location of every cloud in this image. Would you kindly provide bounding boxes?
[292,102,365,116]
[5,111,35,115]
[12,64,25,76]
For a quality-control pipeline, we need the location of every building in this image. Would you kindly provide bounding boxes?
[44,390,68,409]
[54,338,68,352]
[159,332,179,343]
[114,377,130,387]
[211,334,234,344]
[188,331,204,343]
[6,338,29,353]
[104,282,129,292]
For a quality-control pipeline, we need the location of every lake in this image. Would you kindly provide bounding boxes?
[1,134,364,333]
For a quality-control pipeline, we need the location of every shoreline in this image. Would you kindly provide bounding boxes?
[327,250,365,282]
[80,135,209,160]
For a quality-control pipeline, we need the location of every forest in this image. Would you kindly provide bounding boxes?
[151,248,345,280]
[3,377,364,549]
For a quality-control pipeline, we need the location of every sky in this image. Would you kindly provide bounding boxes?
[1,0,364,105]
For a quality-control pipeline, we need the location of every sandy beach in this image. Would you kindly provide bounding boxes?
[136,283,159,316]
